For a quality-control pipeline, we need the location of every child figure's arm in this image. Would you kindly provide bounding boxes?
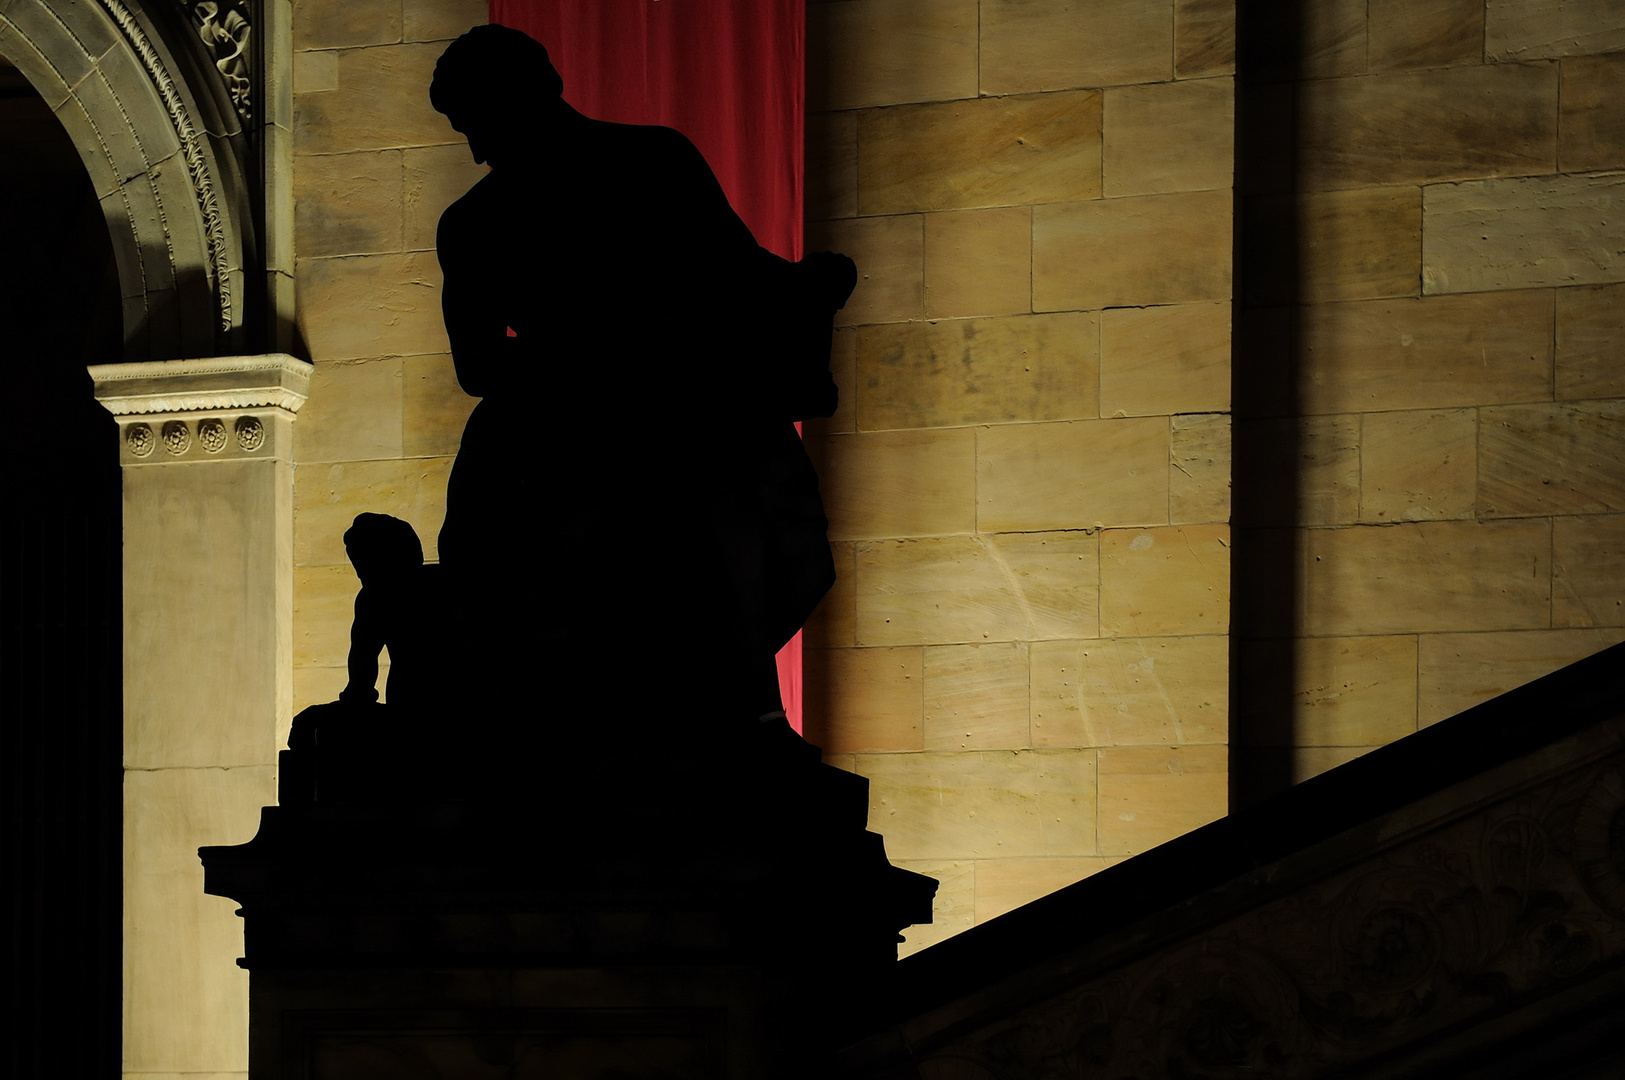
[339,587,384,705]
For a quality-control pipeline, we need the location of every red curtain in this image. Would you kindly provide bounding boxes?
[487,0,810,728]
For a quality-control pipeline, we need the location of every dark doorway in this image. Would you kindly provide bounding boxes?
[0,51,124,1077]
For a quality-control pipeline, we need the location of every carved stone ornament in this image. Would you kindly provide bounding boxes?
[1573,765,1625,919]
[161,420,192,455]
[913,745,1625,1080]
[127,423,155,458]
[88,355,314,417]
[198,416,228,453]
[95,0,234,332]
[91,356,310,463]
[182,0,252,122]
[235,415,264,451]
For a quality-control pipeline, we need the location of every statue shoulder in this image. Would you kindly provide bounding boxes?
[642,123,706,166]
[440,173,499,226]
[583,117,704,171]
[436,173,500,255]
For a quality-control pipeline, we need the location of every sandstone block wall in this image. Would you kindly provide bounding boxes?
[802,0,1237,953]
[288,0,486,709]
[1231,0,1625,792]
[277,0,1624,964]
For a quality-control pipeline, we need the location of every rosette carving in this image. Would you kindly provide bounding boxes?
[198,417,227,453]
[127,423,155,458]
[161,420,192,455]
[235,415,264,451]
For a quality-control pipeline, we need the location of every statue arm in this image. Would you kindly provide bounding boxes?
[437,199,516,399]
[658,126,780,268]
[339,589,383,705]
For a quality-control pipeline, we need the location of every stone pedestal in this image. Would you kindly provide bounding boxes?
[90,355,312,1075]
[201,719,937,1079]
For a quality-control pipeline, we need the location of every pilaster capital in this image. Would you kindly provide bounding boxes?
[89,354,313,416]
[88,354,313,465]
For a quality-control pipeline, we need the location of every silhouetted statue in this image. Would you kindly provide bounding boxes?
[339,513,450,720]
[425,25,854,735]
[218,40,935,1065]
[281,513,445,800]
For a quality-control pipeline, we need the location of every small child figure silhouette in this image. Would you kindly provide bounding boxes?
[340,512,442,716]
[281,513,456,802]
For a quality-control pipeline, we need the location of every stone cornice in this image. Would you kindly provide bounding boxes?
[89,355,313,417]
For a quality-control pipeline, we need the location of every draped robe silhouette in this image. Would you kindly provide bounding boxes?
[430,34,846,734]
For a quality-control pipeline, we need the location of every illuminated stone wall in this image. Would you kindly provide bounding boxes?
[275,0,1625,966]
[283,2,1239,962]
[287,0,486,713]
[799,0,1625,955]
[800,0,1238,953]
[1229,0,1625,794]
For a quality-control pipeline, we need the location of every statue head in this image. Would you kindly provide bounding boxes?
[344,513,424,586]
[431,25,565,166]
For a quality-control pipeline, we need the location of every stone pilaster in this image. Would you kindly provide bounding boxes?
[90,354,311,1079]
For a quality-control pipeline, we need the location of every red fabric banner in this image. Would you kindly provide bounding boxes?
[486,0,810,728]
[488,0,804,261]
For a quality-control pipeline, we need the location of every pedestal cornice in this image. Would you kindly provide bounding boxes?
[89,354,313,416]
[89,354,312,464]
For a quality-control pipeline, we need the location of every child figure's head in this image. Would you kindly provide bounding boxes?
[344,513,424,586]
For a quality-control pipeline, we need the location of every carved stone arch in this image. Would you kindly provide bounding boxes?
[0,0,253,360]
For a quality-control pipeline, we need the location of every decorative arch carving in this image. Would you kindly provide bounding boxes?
[0,0,255,360]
